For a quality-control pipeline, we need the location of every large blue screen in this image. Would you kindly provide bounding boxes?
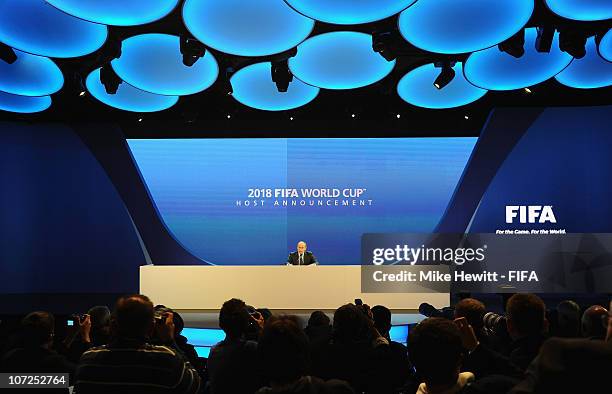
[127,138,476,265]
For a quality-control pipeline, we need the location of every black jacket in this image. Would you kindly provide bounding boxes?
[287,251,318,265]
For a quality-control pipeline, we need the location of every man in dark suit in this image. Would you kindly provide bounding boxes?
[287,241,318,265]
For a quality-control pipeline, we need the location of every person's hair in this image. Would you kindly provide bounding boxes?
[409,318,463,387]
[454,298,486,331]
[87,306,111,329]
[506,293,546,337]
[258,316,309,384]
[556,300,581,337]
[371,305,392,336]
[154,305,185,336]
[21,311,55,347]
[219,298,249,338]
[332,304,370,344]
[113,294,154,339]
[581,305,608,338]
[307,311,330,328]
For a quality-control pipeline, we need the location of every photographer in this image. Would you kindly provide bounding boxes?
[74,294,201,394]
[207,298,265,394]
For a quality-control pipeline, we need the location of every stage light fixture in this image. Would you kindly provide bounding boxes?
[372,31,397,62]
[464,115,469,120]
[559,30,587,59]
[180,36,206,67]
[433,61,456,90]
[524,87,532,93]
[498,29,525,58]
[271,59,293,93]
[396,113,401,119]
[535,27,555,53]
[0,42,17,64]
[100,63,122,94]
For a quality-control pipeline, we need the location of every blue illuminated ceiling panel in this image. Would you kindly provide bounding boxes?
[0,91,51,113]
[0,49,64,96]
[398,0,534,54]
[397,63,487,109]
[111,34,218,96]
[599,29,612,62]
[555,37,612,89]
[464,28,573,91]
[86,68,179,112]
[289,32,396,89]
[545,0,612,22]
[0,0,107,58]
[283,0,416,25]
[231,62,319,111]
[182,0,314,56]
[45,0,179,26]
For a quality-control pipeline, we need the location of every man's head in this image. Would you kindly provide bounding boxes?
[506,293,547,340]
[556,300,581,337]
[112,294,155,340]
[297,241,307,254]
[333,303,370,344]
[409,318,463,388]
[307,311,330,328]
[581,305,608,339]
[21,311,55,348]
[454,298,486,332]
[219,298,250,339]
[258,316,309,384]
[371,305,392,338]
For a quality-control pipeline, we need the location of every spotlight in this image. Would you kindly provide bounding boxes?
[372,31,397,62]
[396,113,401,119]
[271,59,293,93]
[226,114,231,119]
[499,30,525,58]
[559,30,587,59]
[351,113,356,118]
[100,63,122,95]
[180,36,206,67]
[433,61,456,90]
[138,117,143,122]
[464,115,469,120]
[535,27,554,53]
[0,42,17,64]
[79,91,86,97]
[73,73,86,97]
[524,87,532,94]
[289,116,294,121]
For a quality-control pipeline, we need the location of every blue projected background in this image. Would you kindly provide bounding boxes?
[127,138,476,265]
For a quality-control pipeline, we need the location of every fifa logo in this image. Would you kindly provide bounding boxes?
[505,206,556,224]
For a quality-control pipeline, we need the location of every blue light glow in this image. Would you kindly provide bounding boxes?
[0,49,63,96]
[86,68,179,112]
[397,63,487,109]
[555,37,612,89]
[0,0,107,58]
[45,0,179,26]
[182,328,226,347]
[545,0,612,21]
[0,91,51,113]
[283,0,416,25]
[389,325,409,344]
[398,0,533,54]
[599,29,612,63]
[464,28,573,91]
[111,34,218,96]
[231,62,319,111]
[182,0,314,56]
[194,347,211,358]
[289,32,395,90]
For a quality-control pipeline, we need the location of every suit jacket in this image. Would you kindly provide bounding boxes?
[287,251,318,265]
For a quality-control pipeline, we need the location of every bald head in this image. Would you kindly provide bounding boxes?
[582,305,608,339]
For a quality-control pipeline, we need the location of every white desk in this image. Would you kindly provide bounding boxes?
[140,265,449,312]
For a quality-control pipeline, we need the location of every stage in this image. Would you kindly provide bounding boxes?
[140,265,449,314]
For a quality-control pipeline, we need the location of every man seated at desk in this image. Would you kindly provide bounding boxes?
[287,241,318,265]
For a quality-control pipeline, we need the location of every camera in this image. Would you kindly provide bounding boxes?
[483,312,507,335]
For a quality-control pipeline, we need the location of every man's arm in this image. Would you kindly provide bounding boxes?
[287,253,294,265]
[310,252,318,265]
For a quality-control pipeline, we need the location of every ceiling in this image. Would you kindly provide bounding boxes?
[0,0,610,137]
